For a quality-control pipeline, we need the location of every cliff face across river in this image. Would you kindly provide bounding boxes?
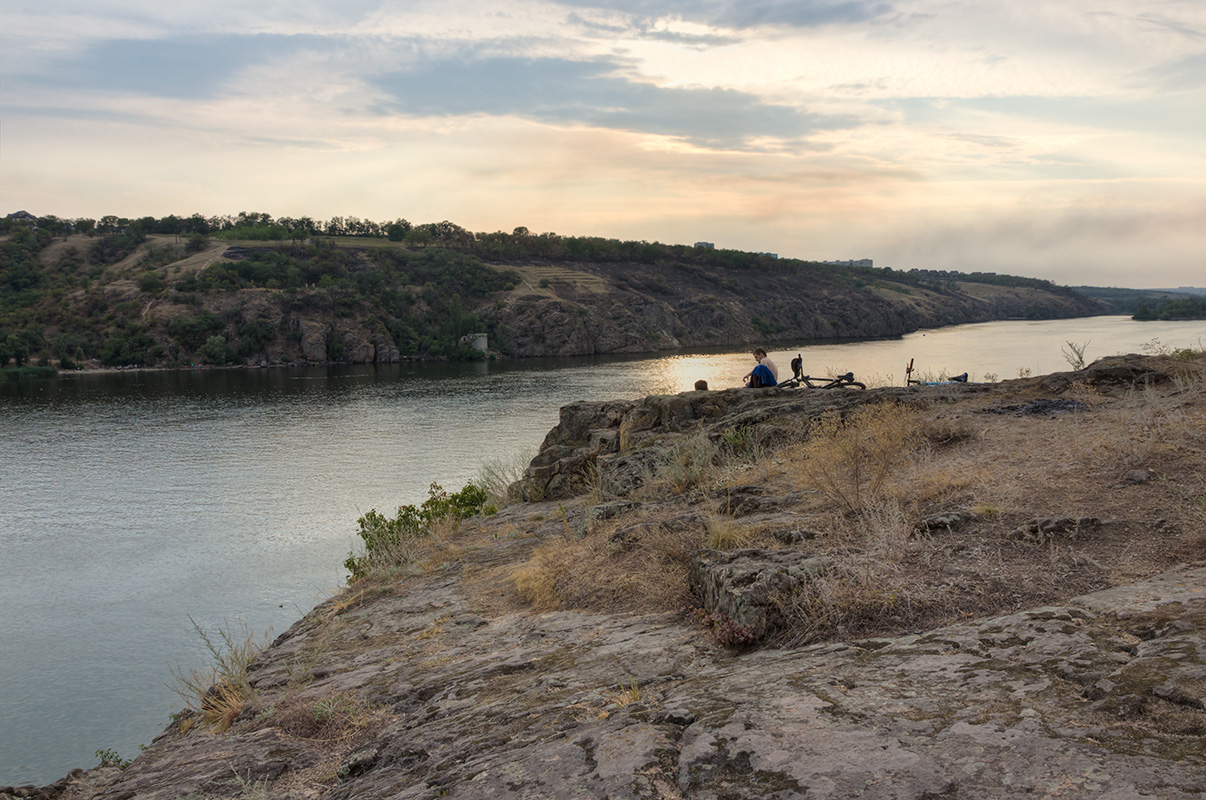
[9,353,1206,800]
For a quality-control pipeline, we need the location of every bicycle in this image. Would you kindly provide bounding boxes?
[904,358,967,386]
[777,355,866,389]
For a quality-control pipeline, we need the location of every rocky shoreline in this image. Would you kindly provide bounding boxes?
[7,354,1204,800]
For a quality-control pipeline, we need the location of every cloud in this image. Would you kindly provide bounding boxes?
[14,34,333,99]
[1137,53,1206,91]
[556,0,893,30]
[566,12,739,46]
[371,55,855,147]
[880,94,1203,142]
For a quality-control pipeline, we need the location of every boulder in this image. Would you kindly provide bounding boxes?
[691,548,832,640]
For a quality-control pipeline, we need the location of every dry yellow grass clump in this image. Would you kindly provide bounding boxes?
[493,355,1206,646]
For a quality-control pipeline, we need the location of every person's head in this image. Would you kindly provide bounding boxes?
[753,348,767,360]
[694,379,708,391]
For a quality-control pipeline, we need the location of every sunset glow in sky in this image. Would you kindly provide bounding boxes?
[2,0,1204,286]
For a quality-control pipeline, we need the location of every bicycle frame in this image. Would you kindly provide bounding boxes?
[780,355,865,389]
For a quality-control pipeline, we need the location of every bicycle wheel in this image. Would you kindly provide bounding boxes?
[846,381,866,389]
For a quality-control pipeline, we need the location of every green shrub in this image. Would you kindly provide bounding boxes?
[344,482,495,581]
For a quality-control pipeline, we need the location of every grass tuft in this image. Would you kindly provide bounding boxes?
[168,617,266,732]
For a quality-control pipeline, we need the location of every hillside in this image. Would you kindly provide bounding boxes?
[0,224,1105,368]
[13,351,1206,799]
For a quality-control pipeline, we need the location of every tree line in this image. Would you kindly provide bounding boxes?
[1133,295,1206,320]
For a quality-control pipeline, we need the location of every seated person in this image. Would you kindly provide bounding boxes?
[744,348,778,388]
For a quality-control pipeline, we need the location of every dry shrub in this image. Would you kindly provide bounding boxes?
[509,514,701,613]
[792,403,922,514]
[704,511,754,550]
[858,497,913,561]
[271,691,375,741]
[169,617,265,732]
[476,448,535,507]
[774,563,909,647]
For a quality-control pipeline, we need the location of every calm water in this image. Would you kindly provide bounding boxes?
[1,316,1203,784]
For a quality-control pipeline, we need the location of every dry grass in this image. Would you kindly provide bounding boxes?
[788,402,922,515]
[610,677,642,707]
[509,510,702,613]
[168,617,266,731]
[703,511,754,550]
[481,356,1206,648]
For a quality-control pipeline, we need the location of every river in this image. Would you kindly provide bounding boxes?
[1,315,1203,785]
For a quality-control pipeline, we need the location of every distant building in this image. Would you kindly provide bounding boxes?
[824,258,873,267]
[694,241,715,249]
[757,252,779,259]
[6,210,37,223]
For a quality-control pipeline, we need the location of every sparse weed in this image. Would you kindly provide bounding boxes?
[971,503,1003,518]
[268,690,377,742]
[652,431,722,496]
[610,677,642,707]
[719,425,762,459]
[476,449,534,507]
[792,403,921,515]
[230,764,271,800]
[95,747,132,769]
[168,617,266,732]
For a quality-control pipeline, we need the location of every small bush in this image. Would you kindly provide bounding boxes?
[344,482,495,581]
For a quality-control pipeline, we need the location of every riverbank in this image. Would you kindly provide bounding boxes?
[2,232,1107,371]
[15,351,1205,800]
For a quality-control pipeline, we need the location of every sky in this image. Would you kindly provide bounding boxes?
[1,0,1204,288]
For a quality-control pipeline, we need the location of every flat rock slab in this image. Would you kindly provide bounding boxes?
[49,564,1206,800]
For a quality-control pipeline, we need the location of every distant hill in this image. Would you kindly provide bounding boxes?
[1,214,1107,368]
[1067,285,1193,314]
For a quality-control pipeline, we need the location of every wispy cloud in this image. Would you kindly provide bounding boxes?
[13,35,331,99]
[558,0,893,30]
[372,55,854,147]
